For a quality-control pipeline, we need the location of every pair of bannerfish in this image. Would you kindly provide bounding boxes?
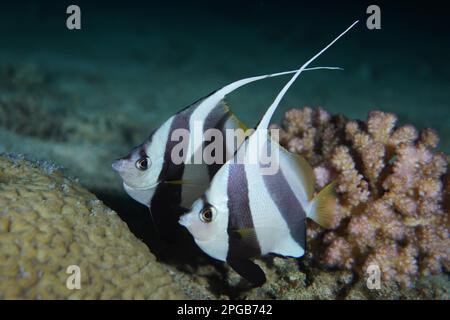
[113,21,359,286]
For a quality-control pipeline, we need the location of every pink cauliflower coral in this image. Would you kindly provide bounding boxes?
[274,107,449,287]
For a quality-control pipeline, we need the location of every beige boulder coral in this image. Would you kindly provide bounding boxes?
[0,154,186,299]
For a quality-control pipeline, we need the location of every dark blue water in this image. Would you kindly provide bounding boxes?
[0,0,449,184]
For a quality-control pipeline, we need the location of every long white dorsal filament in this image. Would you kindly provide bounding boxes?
[256,20,359,132]
[211,67,342,102]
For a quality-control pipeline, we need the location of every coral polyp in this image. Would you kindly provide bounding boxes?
[273,107,449,287]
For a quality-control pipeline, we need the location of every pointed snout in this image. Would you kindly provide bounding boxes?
[112,159,125,172]
[178,214,189,228]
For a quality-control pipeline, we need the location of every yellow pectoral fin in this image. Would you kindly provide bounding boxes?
[165,180,193,185]
[230,228,260,244]
[233,228,255,240]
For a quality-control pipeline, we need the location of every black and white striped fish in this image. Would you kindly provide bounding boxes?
[179,21,359,286]
[111,67,339,229]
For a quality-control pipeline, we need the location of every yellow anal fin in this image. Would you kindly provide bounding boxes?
[309,181,338,229]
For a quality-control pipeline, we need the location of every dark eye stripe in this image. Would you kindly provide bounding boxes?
[139,147,147,158]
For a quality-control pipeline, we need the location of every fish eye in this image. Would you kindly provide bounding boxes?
[199,207,214,223]
[135,157,150,171]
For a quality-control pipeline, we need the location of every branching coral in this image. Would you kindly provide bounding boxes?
[273,107,449,287]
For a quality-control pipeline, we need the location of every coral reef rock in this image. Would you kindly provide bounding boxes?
[273,107,449,289]
[0,154,186,299]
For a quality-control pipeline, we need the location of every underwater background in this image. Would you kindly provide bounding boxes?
[0,0,448,299]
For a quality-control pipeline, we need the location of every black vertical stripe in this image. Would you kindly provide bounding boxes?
[151,105,196,213]
[226,164,261,260]
[262,163,307,251]
[148,107,196,241]
[202,103,231,180]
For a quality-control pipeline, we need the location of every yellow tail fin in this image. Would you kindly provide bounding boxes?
[308,181,338,229]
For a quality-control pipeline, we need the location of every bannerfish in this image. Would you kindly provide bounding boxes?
[178,21,359,286]
[112,66,340,235]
